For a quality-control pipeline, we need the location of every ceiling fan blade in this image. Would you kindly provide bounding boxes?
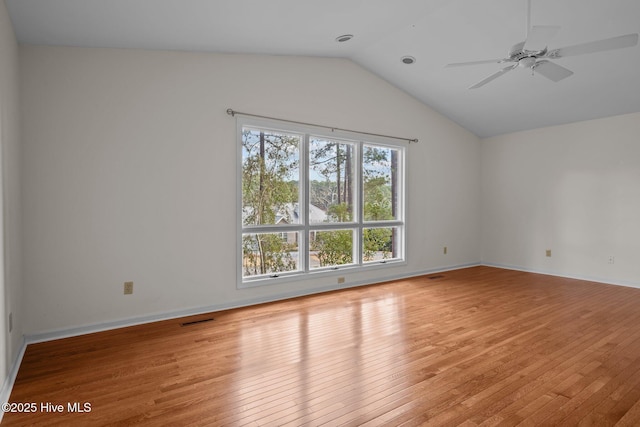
[534,60,573,82]
[446,59,505,68]
[468,65,517,89]
[524,25,560,51]
[548,33,638,58]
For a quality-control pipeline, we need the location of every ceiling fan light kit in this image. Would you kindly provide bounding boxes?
[518,57,536,69]
[446,0,639,89]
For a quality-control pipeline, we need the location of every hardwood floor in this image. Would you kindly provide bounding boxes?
[5,266,640,426]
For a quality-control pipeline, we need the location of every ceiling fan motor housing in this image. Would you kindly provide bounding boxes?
[518,57,537,68]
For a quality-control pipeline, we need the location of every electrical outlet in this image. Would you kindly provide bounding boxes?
[124,281,134,295]
[337,277,345,284]
[608,256,615,264]
[546,249,552,257]
[443,246,447,255]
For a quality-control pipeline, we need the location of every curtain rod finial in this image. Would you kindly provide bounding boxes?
[226,108,235,116]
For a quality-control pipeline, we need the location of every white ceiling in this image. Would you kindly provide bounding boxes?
[6,0,640,137]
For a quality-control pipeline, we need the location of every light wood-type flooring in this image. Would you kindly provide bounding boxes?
[6,266,640,426]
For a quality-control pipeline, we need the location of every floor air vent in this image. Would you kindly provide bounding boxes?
[180,318,215,327]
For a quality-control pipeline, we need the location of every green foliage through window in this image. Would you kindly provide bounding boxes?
[311,230,353,268]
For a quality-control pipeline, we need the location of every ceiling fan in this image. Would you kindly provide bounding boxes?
[446,0,639,89]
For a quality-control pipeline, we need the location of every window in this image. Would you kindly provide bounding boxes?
[238,118,405,286]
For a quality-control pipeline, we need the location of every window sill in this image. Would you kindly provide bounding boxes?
[238,258,406,289]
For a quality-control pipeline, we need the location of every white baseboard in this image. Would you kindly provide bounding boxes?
[25,262,480,345]
[25,262,635,346]
[0,336,27,422]
[481,262,640,289]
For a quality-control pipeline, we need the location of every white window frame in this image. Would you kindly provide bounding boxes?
[237,116,406,288]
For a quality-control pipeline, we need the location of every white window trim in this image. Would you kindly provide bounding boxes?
[237,116,406,288]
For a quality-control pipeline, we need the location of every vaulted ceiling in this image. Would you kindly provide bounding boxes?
[6,0,640,137]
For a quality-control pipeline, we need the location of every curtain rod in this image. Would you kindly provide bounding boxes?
[226,109,418,144]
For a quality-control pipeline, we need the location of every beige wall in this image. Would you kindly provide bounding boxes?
[20,45,481,335]
[481,112,640,286]
[0,0,22,398]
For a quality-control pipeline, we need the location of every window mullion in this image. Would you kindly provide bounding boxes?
[242,224,304,233]
[302,133,310,273]
[361,220,404,227]
[357,141,364,266]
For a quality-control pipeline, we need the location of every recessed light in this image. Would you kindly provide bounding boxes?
[336,34,354,43]
[401,56,416,65]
